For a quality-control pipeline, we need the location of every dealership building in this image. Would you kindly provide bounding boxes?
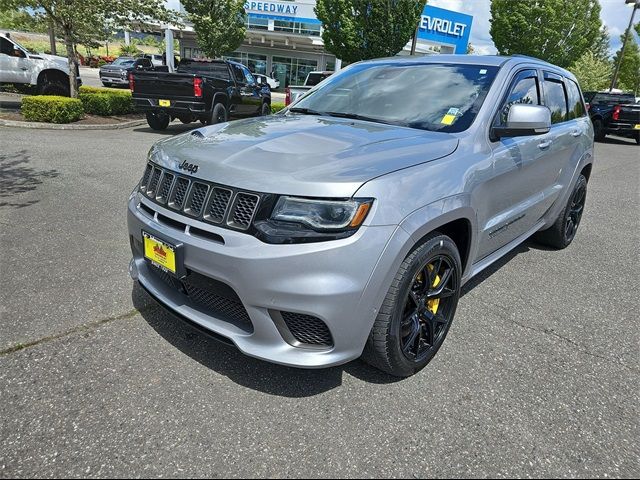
[163,1,473,87]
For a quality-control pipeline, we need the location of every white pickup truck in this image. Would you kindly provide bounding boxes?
[284,71,333,105]
[0,33,80,96]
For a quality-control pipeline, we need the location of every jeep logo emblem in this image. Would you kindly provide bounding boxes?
[178,160,199,174]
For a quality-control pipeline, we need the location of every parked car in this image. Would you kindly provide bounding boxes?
[0,33,81,96]
[128,55,593,377]
[285,71,333,105]
[130,58,271,130]
[253,73,279,90]
[584,91,640,143]
[141,54,164,68]
[100,56,154,87]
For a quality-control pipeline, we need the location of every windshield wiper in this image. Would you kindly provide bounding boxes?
[324,111,397,126]
[288,107,325,115]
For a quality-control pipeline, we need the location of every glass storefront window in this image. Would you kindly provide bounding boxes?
[246,16,269,31]
[273,20,321,36]
[222,52,268,75]
[272,56,318,88]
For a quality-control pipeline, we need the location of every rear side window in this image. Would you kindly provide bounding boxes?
[566,79,586,119]
[495,69,540,126]
[543,73,569,124]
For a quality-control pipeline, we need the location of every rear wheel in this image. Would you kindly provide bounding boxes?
[362,233,462,377]
[534,174,587,249]
[261,102,271,116]
[145,111,170,131]
[202,102,227,126]
[593,119,606,142]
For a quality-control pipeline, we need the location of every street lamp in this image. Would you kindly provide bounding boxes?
[609,0,640,91]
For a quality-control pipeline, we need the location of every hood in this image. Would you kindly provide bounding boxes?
[150,115,459,197]
[29,53,69,72]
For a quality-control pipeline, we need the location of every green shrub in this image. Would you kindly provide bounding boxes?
[78,88,133,116]
[79,85,130,95]
[21,96,84,123]
[271,102,286,113]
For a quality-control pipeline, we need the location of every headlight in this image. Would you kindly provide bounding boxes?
[254,196,373,244]
[272,197,372,230]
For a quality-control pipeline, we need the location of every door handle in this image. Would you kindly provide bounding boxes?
[21,67,28,71]
[571,130,581,137]
[538,140,552,149]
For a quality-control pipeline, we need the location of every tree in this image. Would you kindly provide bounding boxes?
[612,33,640,94]
[315,0,426,64]
[569,51,612,91]
[489,0,603,68]
[592,26,611,61]
[181,0,245,59]
[0,0,181,97]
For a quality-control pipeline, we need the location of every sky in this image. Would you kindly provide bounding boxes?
[429,0,640,56]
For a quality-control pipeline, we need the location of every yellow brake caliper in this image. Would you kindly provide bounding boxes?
[426,264,441,314]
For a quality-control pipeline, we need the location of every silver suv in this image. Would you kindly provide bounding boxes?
[127,55,593,377]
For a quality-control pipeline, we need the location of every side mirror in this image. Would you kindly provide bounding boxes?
[492,104,551,140]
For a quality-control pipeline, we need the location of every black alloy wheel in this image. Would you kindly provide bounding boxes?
[362,233,462,377]
[564,179,586,244]
[400,255,458,362]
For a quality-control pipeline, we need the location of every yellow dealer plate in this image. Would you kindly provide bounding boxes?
[143,232,176,274]
[159,99,171,107]
[634,124,640,130]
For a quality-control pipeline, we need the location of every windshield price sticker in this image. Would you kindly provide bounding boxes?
[441,107,461,126]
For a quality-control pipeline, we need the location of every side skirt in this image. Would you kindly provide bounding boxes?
[462,220,545,285]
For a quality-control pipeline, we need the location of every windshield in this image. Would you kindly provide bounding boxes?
[291,62,499,133]
[112,57,134,66]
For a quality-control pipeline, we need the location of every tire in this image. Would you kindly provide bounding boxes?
[145,111,170,131]
[593,118,606,142]
[39,77,70,97]
[534,174,587,249]
[177,116,193,124]
[635,131,640,145]
[261,102,271,116]
[361,233,462,377]
[202,102,227,126]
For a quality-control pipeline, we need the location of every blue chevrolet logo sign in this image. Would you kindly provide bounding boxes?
[417,5,473,54]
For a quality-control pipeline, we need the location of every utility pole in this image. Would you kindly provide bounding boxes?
[609,0,640,91]
[410,26,418,55]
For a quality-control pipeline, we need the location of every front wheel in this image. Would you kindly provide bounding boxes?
[362,233,462,377]
[534,174,587,249]
[145,111,170,131]
[261,102,271,116]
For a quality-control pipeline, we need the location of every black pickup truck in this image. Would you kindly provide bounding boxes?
[584,91,640,144]
[131,59,271,130]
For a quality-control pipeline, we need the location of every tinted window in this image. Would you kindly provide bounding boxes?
[495,70,540,126]
[177,61,230,80]
[231,65,245,84]
[1,37,13,55]
[305,73,330,86]
[143,59,152,68]
[293,63,499,133]
[543,75,568,124]
[591,93,636,105]
[242,66,255,85]
[566,79,586,119]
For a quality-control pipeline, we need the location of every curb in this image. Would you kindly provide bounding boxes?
[0,118,147,130]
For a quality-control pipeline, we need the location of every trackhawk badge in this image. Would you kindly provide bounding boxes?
[178,160,199,174]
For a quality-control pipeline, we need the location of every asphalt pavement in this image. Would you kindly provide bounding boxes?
[0,124,638,478]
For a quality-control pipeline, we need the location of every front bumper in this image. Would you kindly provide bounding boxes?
[127,193,405,368]
[100,74,128,85]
